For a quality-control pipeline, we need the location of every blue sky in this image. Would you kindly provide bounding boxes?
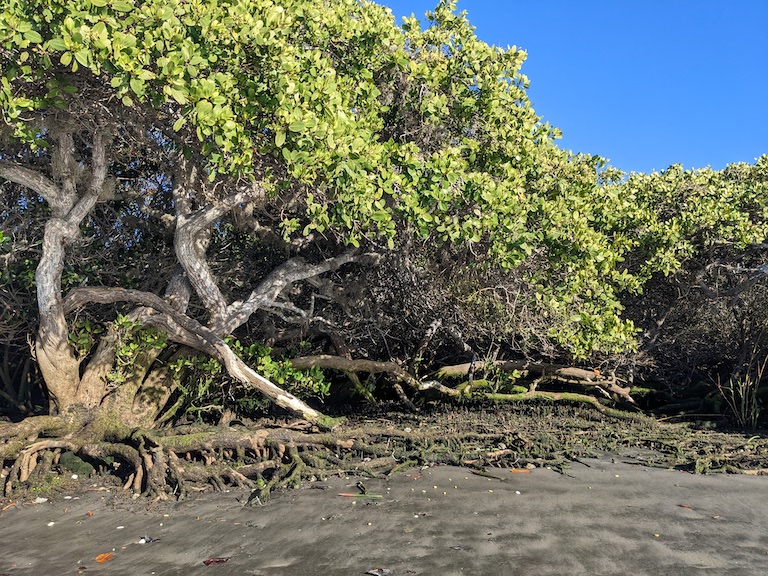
[381,1,768,174]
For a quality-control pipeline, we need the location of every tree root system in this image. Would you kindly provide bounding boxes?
[2,402,768,502]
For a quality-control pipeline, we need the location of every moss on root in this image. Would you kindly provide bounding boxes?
[3,401,768,502]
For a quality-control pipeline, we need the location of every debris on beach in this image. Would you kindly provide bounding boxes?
[470,470,505,481]
[139,534,159,544]
[203,557,230,566]
[338,493,383,499]
[95,552,115,563]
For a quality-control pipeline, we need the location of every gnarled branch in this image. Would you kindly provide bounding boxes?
[214,252,381,334]
[0,162,64,211]
[62,287,328,425]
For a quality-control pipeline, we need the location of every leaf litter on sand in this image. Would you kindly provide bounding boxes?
[95,552,114,563]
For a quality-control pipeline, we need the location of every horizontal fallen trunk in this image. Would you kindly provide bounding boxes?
[437,360,636,404]
[289,355,636,411]
[290,354,420,410]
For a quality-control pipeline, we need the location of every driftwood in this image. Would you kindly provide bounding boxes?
[437,360,635,404]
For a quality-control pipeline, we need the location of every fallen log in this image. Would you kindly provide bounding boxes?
[437,360,636,404]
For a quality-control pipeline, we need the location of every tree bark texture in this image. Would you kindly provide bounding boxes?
[1,128,108,412]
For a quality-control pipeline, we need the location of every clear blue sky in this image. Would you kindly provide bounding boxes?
[381,0,768,174]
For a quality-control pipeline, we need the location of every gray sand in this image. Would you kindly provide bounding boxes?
[2,455,767,575]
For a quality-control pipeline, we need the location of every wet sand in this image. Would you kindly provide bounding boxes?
[2,454,767,575]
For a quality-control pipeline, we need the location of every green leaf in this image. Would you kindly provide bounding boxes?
[23,30,43,44]
[111,0,134,12]
[74,49,90,68]
[46,38,67,51]
[91,21,109,45]
[195,99,213,116]
[173,117,186,131]
[288,120,305,132]
[167,87,188,104]
[274,129,286,147]
[129,77,144,96]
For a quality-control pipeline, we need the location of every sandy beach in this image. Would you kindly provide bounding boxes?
[2,453,767,576]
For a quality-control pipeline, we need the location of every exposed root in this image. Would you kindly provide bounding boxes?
[5,440,77,495]
[246,443,305,505]
[81,442,144,493]
[222,468,254,489]
[5,406,626,499]
[5,403,768,502]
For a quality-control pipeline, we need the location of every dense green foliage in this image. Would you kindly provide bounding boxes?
[1,0,767,421]
[1,0,639,352]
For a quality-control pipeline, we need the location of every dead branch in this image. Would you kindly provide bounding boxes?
[437,360,635,404]
[216,252,381,334]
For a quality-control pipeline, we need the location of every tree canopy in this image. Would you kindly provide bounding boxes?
[1,0,660,355]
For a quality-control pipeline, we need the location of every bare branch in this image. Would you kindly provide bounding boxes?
[215,252,381,334]
[0,162,65,212]
[183,185,265,232]
[64,287,211,340]
[170,164,262,322]
[50,127,78,204]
